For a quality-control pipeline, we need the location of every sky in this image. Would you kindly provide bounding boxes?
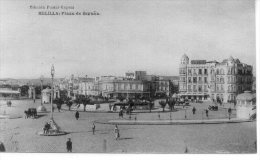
[0,0,256,79]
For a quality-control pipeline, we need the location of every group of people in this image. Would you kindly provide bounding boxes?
[43,122,51,134]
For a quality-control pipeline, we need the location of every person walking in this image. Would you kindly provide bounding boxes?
[0,141,5,152]
[75,111,79,120]
[92,123,95,135]
[66,138,72,152]
[114,125,120,140]
[228,108,232,120]
[192,107,196,115]
[205,109,209,118]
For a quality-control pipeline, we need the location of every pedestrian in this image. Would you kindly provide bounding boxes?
[75,111,79,120]
[92,123,95,135]
[228,108,232,120]
[192,107,196,115]
[43,122,48,134]
[205,109,209,118]
[119,109,123,118]
[114,125,120,140]
[0,141,5,152]
[66,138,72,152]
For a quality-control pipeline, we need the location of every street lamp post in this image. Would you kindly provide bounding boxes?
[51,65,55,120]
[38,65,66,136]
[40,75,44,106]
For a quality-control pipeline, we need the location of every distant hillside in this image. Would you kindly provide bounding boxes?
[0,78,62,86]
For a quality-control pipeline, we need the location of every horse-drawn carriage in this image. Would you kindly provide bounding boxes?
[208,105,218,111]
[24,108,37,118]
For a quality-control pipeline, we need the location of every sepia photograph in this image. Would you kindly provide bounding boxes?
[0,0,258,159]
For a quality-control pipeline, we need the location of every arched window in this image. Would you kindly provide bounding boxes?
[228,85,231,91]
[220,76,224,82]
[220,69,224,74]
[231,67,234,74]
[216,69,219,74]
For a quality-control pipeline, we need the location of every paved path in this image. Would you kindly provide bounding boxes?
[0,99,256,153]
[96,118,253,125]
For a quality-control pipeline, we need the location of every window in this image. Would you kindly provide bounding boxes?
[193,69,197,75]
[188,69,192,75]
[199,77,202,82]
[193,77,197,83]
[204,77,207,83]
[199,69,202,75]
[220,69,224,74]
[221,85,223,91]
[193,85,197,91]
[198,85,202,92]
[204,69,208,74]
[220,77,224,83]
[204,85,208,92]
[216,69,219,74]
[188,85,191,92]
[188,77,192,83]
[228,77,230,83]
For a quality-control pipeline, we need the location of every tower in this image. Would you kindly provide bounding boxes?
[179,54,189,94]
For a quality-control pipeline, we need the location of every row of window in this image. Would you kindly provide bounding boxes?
[188,77,208,83]
[188,68,208,75]
[187,85,208,92]
[181,67,252,76]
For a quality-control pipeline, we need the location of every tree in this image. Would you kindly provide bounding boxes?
[74,96,91,112]
[53,98,64,112]
[117,95,125,102]
[167,97,176,111]
[147,97,154,112]
[81,97,91,112]
[20,85,29,96]
[64,97,73,111]
[159,100,167,112]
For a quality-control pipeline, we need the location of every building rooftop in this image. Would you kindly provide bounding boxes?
[190,60,206,64]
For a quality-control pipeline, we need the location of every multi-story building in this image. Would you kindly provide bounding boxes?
[179,54,253,103]
[57,71,174,99]
[78,77,99,96]
[98,78,148,98]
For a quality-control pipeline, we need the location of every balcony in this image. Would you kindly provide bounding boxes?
[227,90,236,93]
[215,90,225,93]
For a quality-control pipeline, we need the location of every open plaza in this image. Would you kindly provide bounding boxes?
[0,99,256,153]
